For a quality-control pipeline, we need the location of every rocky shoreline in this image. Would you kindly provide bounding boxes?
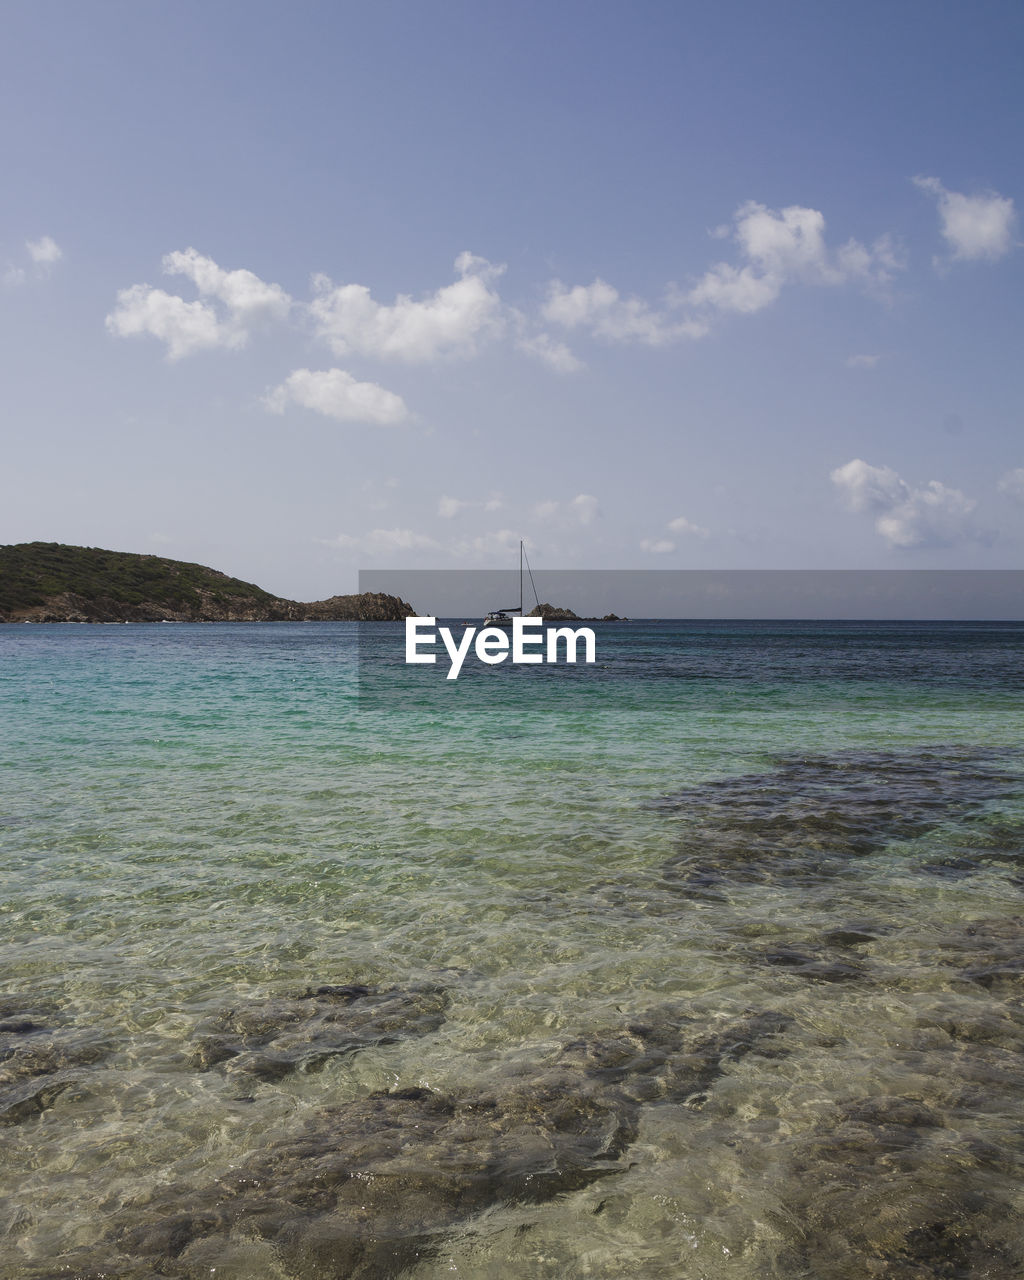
[0,542,416,622]
[1,588,416,624]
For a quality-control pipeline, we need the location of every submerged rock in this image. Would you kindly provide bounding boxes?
[655,747,1023,895]
[87,1007,791,1278]
[752,943,869,984]
[772,1086,1024,1279]
[925,917,1024,992]
[0,1000,109,1125]
[189,983,450,1081]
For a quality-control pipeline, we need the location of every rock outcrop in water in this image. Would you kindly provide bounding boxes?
[0,999,110,1125]
[527,603,581,620]
[654,747,1022,899]
[189,983,450,1081]
[0,542,416,622]
[771,1084,1024,1278]
[25,1007,791,1278]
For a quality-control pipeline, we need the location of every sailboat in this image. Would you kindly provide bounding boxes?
[483,540,537,628]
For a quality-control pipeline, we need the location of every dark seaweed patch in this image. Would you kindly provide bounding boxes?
[655,748,1022,895]
[771,1083,1024,1279]
[752,943,869,983]
[189,983,449,1081]
[0,1000,109,1125]
[925,917,1024,992]
[55,1008,791,1278]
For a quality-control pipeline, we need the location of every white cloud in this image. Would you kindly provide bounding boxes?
[320,528,441,556]
[687,201,899,316]
[515,330,584,372]
[640,514,708,554]
[265,367,407,425]
[846,353,880,369]
[571,493,599,525]
[105,285,238,359]
[452,528,529,560]
[26,235,62,266]
[831,458,980,548]
[163,247,290,322]
[543,278,708,345]
[668,514,710,538]
[532,493,600,525]
[830,459,910,512]
[5,234,63,286]
[997,468,1024,503]
[685,263,781,315]
[310,252,505,362]
[107,249,291,359]
[914,176,1017,262]
[438,494,503,518]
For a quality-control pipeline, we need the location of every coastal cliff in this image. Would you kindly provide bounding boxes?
[0,543,415,623]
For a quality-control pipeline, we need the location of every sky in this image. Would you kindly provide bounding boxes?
[2,0,1023,600]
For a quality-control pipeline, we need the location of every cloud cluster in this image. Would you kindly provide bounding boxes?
[104,178,1015,425]
[914,176,1017,262]
[542,201,900,349]
[106,249,517,422]
[831,458,980,548]
[318,525,541,563]
[686,202,900,316]
[318,489,601,564]
[319,528,441,556]
[106,248,290,360]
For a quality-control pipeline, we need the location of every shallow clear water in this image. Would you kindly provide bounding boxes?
[2,621,1023,1278]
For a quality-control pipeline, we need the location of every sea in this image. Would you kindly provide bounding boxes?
[2,619,1024,1279]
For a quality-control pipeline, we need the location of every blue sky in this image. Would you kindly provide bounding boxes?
[2,0,1022,598]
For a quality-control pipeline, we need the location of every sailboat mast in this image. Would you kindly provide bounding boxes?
[519,539,523,613]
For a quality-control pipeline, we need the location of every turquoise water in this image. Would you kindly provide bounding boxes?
[2,621,1024,1278]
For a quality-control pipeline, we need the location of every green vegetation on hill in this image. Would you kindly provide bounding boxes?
[0,543,414,622]
[0,542,275,615]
